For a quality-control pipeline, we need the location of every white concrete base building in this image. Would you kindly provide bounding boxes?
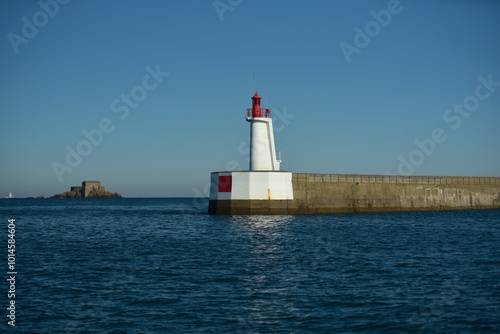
[210,171,293,201]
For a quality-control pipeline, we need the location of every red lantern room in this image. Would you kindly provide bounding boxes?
[252,92,262,117]
[246,92,270,118]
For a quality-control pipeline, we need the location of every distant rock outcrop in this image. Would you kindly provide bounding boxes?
[51,181,122,198]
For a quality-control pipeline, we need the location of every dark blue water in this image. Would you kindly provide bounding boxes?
[0,198,499,333]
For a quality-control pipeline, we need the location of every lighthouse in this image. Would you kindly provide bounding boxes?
[246,92,281,171]
[208,91,294,214]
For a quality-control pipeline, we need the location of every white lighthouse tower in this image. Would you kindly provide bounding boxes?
[247,92,281,171]
[209,91,294,214]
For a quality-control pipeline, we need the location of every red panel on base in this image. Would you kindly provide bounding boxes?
[218,175,232,192]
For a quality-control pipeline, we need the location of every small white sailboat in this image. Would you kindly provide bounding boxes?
[5,192,14,199]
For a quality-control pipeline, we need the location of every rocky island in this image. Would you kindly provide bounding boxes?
[52,181,122,198]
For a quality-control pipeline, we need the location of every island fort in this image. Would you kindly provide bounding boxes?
[52,181,122,198]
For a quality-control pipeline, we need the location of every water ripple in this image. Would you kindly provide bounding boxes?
[0,199,498,333]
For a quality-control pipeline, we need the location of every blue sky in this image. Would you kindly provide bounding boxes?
[1,0,499,198]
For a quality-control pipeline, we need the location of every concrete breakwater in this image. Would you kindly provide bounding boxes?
[208,173,500,214]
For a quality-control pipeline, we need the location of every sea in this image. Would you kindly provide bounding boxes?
[0,198,499,333]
